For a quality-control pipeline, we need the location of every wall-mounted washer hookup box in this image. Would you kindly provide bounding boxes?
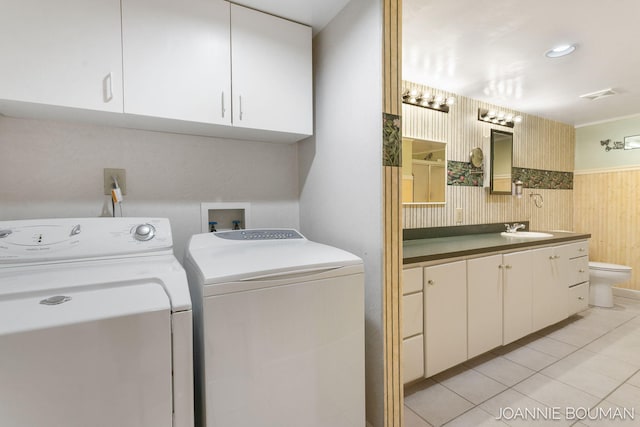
[200,202,251,233]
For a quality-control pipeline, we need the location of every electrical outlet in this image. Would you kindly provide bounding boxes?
[455,207,463,224]
[104,168,127,195]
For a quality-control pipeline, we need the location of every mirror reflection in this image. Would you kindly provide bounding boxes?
[490,130,513,194]
[402,138,446,204]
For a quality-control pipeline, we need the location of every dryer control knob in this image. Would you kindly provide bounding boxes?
[134,223,156,241]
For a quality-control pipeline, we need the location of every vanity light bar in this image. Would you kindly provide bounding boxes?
[402,89,455,113]
[477,108,522,128]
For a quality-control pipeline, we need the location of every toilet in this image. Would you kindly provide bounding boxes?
[588,262,632,308]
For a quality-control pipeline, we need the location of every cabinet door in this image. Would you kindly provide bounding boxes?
[531,246,569,330]
[424,261,467,377]
[122,0,231,124]
[231,4,312,135]
[503,250,533,344]
[403,335,424,384]
[0,0,123,112]
[467,255,503,358]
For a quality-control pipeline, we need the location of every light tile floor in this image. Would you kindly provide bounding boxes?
[405,296,640,426]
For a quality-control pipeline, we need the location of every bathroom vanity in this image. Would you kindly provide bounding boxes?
[402,226,590,382]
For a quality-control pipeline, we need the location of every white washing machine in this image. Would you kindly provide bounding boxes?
[0,217,193,427]
[184,229,365,427]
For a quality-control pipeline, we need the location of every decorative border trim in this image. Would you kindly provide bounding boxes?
[512,167,573,190]
[383,113,401,167]
[447,160,484,186]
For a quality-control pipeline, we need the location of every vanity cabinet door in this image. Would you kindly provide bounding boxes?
[467,255,503,358]
[424,260,467,377]
[503,250,533,344]
[0,0,123,112]
[532,245,570,330]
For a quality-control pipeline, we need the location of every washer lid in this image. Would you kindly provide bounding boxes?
[186,230,362,285]
[589,261,632,272]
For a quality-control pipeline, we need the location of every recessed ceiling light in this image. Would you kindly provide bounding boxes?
[545,44,576,58]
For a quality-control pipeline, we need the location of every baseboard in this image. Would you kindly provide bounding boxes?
[613,287,640,300]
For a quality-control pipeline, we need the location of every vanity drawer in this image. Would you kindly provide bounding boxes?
[566,240,589,259]
[403,267,423,295]
[568,282,589,315]
[568,256,589,285]
[403,292,423,338]
[403,334,424,383]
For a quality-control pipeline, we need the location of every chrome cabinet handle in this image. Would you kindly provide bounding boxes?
[578,296,585,300]
[103,72,113,103]
[579,269,585,273]
[578,248,586,252]
[239,95,243,120]
[505,265,512,269]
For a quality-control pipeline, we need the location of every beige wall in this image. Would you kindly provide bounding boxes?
[402,81,575,232]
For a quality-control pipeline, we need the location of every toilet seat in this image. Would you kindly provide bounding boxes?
[589,261,632,273]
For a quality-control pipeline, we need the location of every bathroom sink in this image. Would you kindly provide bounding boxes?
[500,231,553,239]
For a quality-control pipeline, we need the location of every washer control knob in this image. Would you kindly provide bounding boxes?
[133,223,156,241]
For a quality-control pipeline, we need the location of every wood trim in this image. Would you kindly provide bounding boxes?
[574,164,640,175]
[383,0,403,426]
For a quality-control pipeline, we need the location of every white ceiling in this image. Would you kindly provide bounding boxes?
[231,0,350,35]
[403,0,640,126]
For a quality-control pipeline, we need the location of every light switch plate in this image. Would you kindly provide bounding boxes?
[104,168,127,195]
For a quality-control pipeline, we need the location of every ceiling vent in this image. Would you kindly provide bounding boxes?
[579,88,617,101]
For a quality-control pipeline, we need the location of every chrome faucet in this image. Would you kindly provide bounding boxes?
[504,223,525,233]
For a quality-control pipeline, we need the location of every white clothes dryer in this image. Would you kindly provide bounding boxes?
[184,229,365,427]
[0,217,193,427]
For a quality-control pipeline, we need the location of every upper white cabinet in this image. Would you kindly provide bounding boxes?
[0,0,123,113]
[0,1,312,142]
[231,4,313,135]
[122,0,231,125]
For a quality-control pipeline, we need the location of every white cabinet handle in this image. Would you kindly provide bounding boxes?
[239,95,243,120]
[221,92,226,118]
[427,280,434,286]
[102,72,113,103]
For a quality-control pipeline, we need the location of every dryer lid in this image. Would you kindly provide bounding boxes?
[0,281,169,336]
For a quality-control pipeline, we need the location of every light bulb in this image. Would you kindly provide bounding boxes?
[514,116,522,123]
[487,110,496,118]
[446,97,456,106]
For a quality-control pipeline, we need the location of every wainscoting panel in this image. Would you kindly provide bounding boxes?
[574,170,640,291]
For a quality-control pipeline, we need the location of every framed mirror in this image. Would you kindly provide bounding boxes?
[402,137,446,204]
[490,129,513,194]
[624,135,640,150]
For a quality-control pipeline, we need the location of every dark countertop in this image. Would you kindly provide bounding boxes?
[404,231,591,264]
